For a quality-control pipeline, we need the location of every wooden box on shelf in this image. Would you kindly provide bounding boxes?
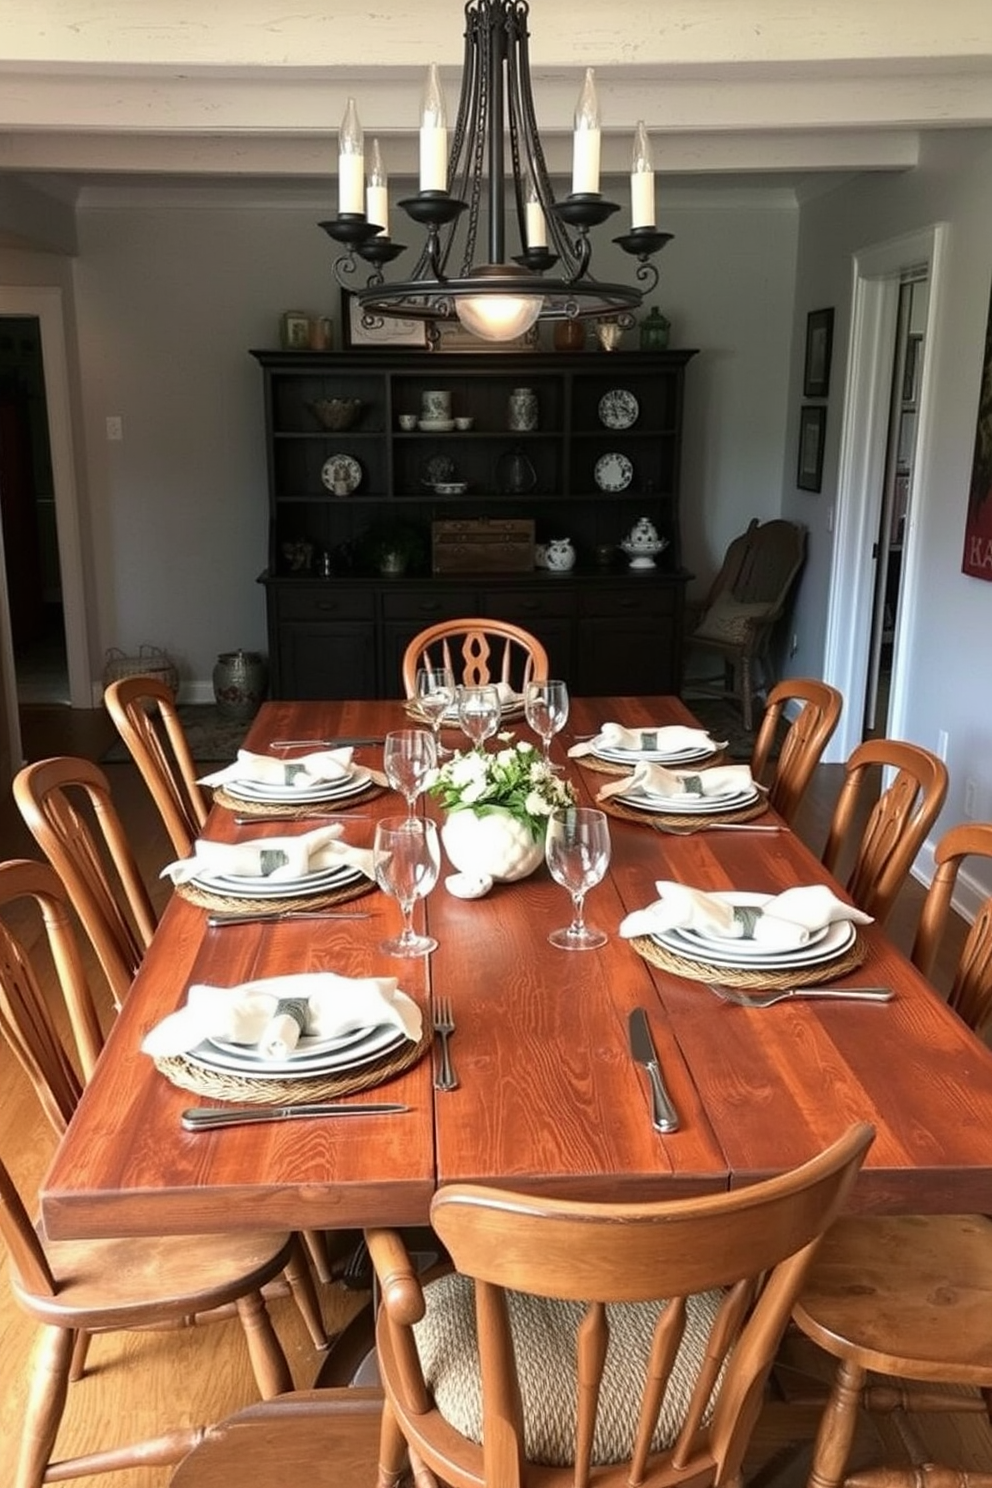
[432,518,535,575]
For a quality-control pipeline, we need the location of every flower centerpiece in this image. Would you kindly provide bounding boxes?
[428,735,576,885]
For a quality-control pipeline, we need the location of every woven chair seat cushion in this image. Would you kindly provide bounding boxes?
[693,592,777,646]
[412,1272,725,1467]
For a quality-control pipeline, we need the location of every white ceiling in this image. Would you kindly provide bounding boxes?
[1,5,991,212]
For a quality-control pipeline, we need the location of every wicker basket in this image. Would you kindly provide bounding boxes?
[103,645,179,699]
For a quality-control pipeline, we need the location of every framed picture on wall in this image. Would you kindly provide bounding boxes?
[803,307,835,398]
[797,404,826,491]
[341,290,428,350]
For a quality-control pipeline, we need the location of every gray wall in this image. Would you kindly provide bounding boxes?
[782,131,992,873]
[64,183,798,691]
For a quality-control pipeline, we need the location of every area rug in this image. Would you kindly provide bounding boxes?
[101,705,250,764]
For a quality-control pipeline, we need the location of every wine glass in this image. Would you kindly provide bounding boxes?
[457,684,501,749]
[383,729,437,819]
[545,807,612,951]
[414,665,457,757]
[373,816,441,957]
[524,679,570,765]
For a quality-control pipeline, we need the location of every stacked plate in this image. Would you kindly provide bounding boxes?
[616,782,760,815]
[221,766,372,808]
[651,891,857,971]
[190,860,365,900]
[441,692,526,724]
[593,740,718,767]
[186,1021,408,1079]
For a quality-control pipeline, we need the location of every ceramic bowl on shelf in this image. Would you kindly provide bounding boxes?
[434,481,468,495]
[309,398,363,432]
[454,416,474,431]
[398,413,418,431]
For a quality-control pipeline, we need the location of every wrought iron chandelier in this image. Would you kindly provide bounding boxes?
[320,0,672,343]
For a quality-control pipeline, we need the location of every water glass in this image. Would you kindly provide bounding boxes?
[373,816,440,957]
[545,807,611,950]
[524,679,570,764]
[457,684,501,749]
[383,728,437,818]
[414,666,457,755]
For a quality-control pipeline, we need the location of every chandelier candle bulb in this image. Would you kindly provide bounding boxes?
[525,177,547,249]
[366,137,389,235]
[630,120,656,229]
[572,68,601,195]
[420,62,448,192]
[338,97,365,215]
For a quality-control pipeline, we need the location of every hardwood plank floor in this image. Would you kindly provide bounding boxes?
[0,702,987,1486]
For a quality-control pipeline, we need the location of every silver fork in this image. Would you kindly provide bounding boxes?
[706,983,893,1008]
[432,996,458,1091]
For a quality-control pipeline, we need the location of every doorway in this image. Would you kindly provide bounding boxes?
[0,286,90,780]
[0,315,69,705]
[863,274,928,737]
[822,223,947,763]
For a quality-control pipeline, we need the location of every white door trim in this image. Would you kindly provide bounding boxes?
[0,287,89,767]
[822,223,947,761]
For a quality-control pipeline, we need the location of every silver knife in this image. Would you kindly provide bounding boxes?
[182,1102,408,1130]
[267,737,384,750]
[207,910,372,926]
[628,1007,680,1133]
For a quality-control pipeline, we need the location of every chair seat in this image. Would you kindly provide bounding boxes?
[794,1214,992,1383]
[15,1228,297,1330]
[414,1272,725,1466]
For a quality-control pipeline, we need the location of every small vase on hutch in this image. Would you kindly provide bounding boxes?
[507,386,538,431]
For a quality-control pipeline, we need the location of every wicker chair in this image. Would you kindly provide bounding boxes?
[686,519,807,730]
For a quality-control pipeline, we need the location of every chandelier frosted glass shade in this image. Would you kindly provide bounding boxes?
[453,265,544,342]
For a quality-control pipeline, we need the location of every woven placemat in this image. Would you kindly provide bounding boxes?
[628,931,868,988]
[175,874,376,914]
[213,779,388,818]
[155,1023,433,1104]
[573,751,728,777]
[598,796,770,833]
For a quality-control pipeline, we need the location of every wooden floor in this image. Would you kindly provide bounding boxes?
[0,702,987,1487]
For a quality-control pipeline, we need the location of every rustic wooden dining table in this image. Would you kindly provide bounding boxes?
[40,694,992,1248]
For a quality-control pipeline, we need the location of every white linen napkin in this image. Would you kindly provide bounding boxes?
[568,723,724,759]
[141,971,422,1060]
[198,746,355,789]
[160,823,374,885]
[619,881,873,950]
[597,762,755,803]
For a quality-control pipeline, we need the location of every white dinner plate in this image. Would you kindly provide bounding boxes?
[190,862,363,900]
[594,744,718,767]
[208,1023,372,1061]
[223,768,371,804]
[652,895,856,968]
[441,694,525,722]
[187,1023,407,1078]
[615,786,759,815]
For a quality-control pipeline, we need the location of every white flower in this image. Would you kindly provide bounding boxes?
[461,779,486,805]
[525,789,551,817]
[495,747,516,767]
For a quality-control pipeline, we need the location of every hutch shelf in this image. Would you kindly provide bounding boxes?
[251,347,697,699]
